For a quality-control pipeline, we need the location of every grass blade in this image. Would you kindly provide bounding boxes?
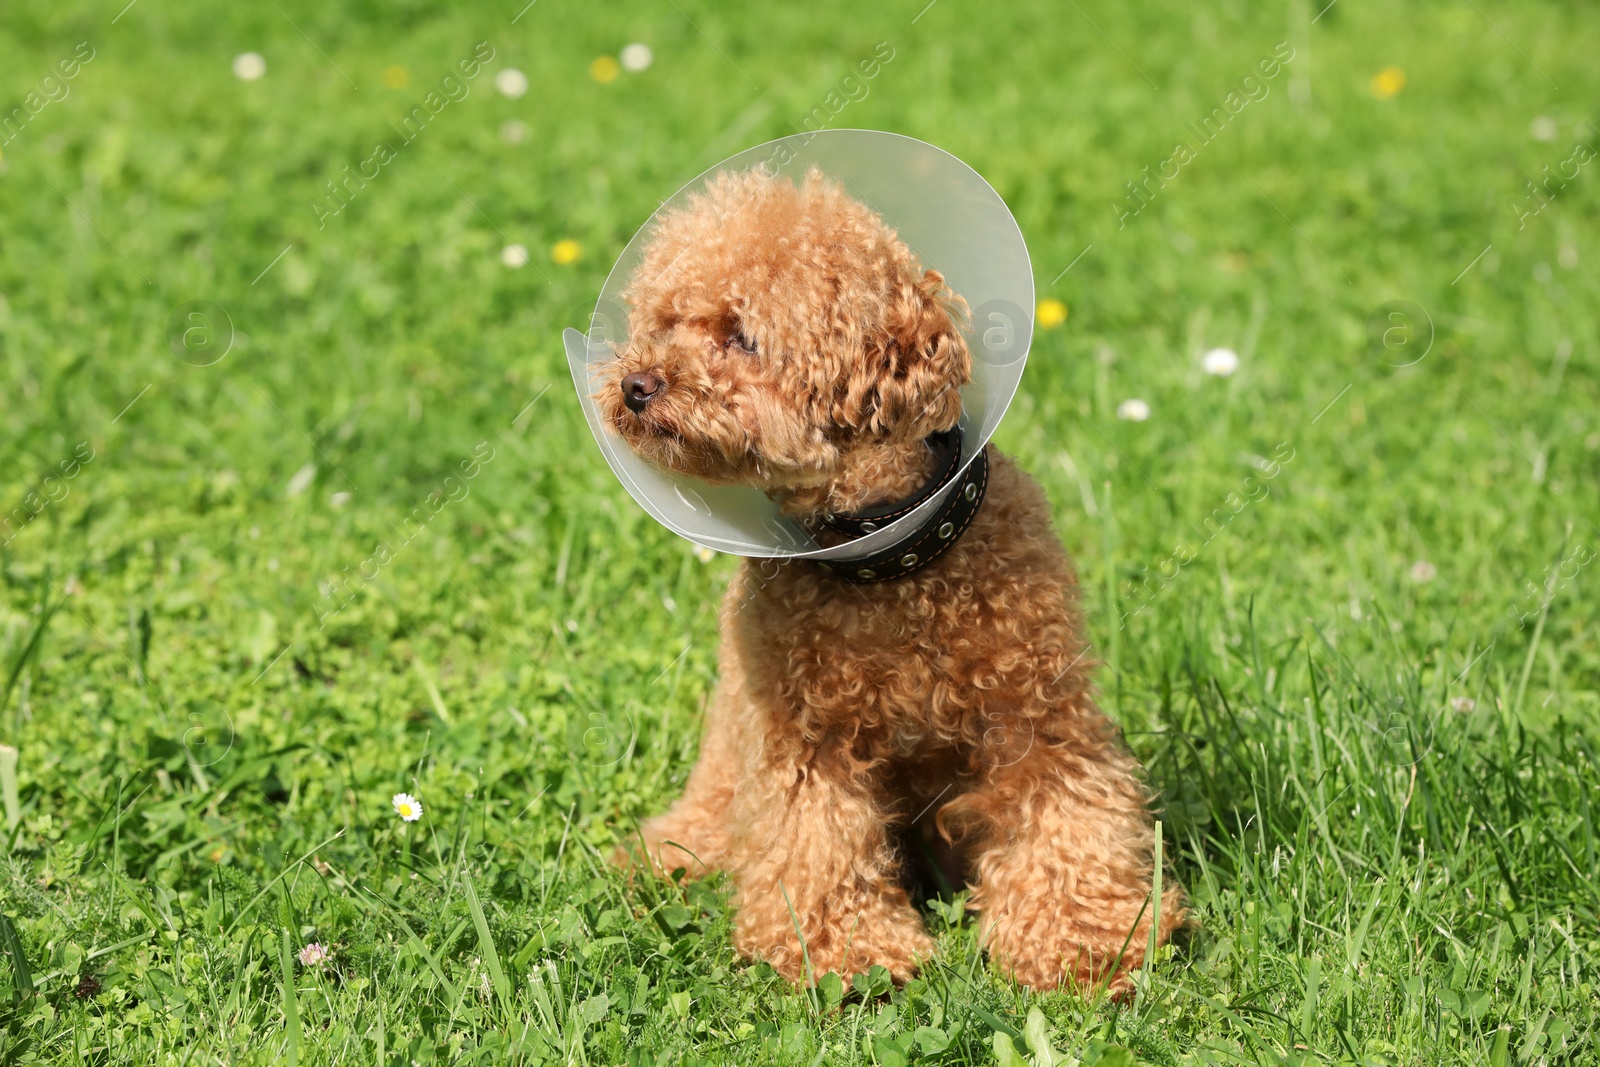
[1144,818,1164,991]
[0,745,18,832]
[462,874,512,1013]
[0,587,58,721]
[0,912,33,999]
[278,929,301,1067]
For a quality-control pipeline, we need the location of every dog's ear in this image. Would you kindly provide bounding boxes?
[837,269,971,438]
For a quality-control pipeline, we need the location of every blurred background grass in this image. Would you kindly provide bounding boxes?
[1,0,1597,1063]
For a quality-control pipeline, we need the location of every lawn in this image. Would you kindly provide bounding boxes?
[1,0,1598,1063]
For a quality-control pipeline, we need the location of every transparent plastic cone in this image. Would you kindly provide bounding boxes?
[564,129,1033,559]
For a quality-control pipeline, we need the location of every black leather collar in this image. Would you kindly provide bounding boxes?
[811,426,989,584]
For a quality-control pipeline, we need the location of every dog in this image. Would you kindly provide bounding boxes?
[599,167,1184,994]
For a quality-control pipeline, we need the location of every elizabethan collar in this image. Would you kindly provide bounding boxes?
[562,129,1034,561]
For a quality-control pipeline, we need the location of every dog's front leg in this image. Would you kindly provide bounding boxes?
[951,731,1186,996]
[727,737,934,985]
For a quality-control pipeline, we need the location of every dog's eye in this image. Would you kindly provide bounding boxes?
[724,332,758,355]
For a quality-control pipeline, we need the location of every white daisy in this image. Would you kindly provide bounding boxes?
[392,792,423,822]
[1201,347,1239,376]
[1115,398,1150,422]
[620,43,654,72]
[494,68,529,99]
[232,53,267,81]
[501,244,529,269]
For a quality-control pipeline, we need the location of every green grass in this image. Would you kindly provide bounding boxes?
[1,0,1598,1062]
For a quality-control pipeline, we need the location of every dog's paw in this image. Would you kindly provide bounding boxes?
[619,810,727,881]
[738,900,936,988]
[829,921,937,987]
[980,884,1187,994]
[988,944,1130,997]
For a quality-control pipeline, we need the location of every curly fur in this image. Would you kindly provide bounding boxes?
[602,167,1185,995]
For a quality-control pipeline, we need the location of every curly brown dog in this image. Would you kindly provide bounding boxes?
[600,167,1184,994]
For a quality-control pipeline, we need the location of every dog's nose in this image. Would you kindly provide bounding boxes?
[621,372,663,413]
